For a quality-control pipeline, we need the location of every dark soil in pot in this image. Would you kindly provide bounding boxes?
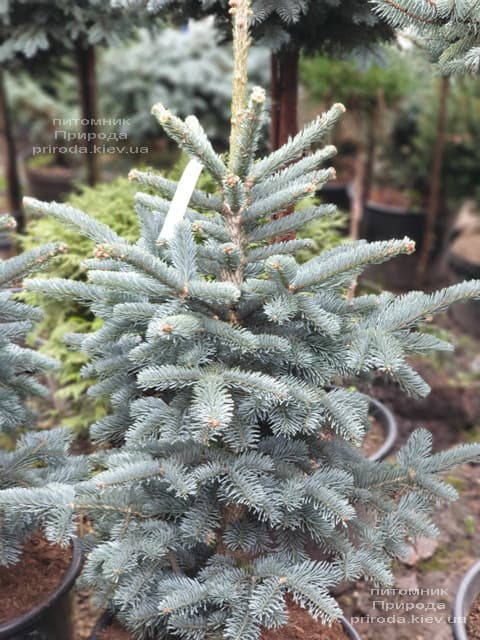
[0,532,82,640]
[90,606,360,640]
[97,620,132,640]
[261,603,359,639]
[467,594,480,639]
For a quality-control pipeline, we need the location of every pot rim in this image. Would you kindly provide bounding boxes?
[321,181,351,191]
[368,397,398,462]
[341,615,361,639]
[452,560,480,640]
[0,537,82,638]
[364,200,426,218]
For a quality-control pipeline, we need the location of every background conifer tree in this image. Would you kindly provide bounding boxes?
[0,215,60,434]
[115,0,393,148]
[0,215,87,565]
[374,0,480,75]
[0,1,161,228]
[1,1,480,637]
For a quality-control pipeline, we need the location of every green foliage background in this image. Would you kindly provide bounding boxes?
[23,177,140,430]
[300,47,414,110]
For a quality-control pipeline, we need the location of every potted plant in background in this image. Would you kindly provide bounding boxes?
[366,75,452,288]
[367,69,480,292]
[121,0,393,151]
[2,3,480,639]
[5,73,84,203]
[0,215,84,640]
[395,74,480,330]
[0,0,163,229]
[299,46,413,228]
[372,0,480,295]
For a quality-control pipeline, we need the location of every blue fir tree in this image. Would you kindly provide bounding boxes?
[1,1,480,637]
[373,0,480,74]
[112,0,392,53]
[0,215,88,565]
[0,215,60,434]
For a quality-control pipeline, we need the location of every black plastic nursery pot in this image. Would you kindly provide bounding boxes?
[319,181,352,213]
[452,560,480,640]
[448,250,480,339]
[367,397,398,462]
[24,159,80,203]
[362,201,427,248]
[361,200,427,291]
[0,538,82,640]
[0,234,15,260]
[89,612,362,640]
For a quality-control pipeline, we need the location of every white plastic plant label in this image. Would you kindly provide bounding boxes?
[158,158,204,241]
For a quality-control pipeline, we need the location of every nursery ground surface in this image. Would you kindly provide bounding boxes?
[72,313,480,640]
[0,532,72,623]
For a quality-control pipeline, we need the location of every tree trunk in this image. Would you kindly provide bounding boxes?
[0,70,24,232]
[270,48,300,241]
[350,110,377,240]
[76,43,99,187]
[417,75,450,284]
[362,113,376,212]
[270,47,299,150]
[349,88,386,241]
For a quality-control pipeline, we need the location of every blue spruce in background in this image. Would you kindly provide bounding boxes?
[374,0,480,74]
[0,216,88,565]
